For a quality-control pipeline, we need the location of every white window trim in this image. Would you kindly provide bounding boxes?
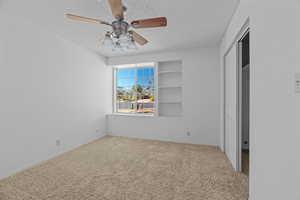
[112,62,158,117]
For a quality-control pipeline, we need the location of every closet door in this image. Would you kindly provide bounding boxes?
[224,45,238,171]
[242,65,250,150]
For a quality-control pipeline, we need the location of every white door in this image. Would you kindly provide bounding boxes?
[224,44,238,171]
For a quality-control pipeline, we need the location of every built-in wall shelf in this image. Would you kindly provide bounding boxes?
[159,101,182,104]
[158,85,182,89]
[158,60,183,117]
[159,115,183,118]
[158,71,182,74]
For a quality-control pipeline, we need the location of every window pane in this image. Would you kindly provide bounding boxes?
[118,69,129,79]
[129,69,135,78]
[136,67,155,114]
[116,67,155,114]
[116,68,136,113]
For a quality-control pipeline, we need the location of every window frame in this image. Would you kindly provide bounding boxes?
[113,62,158,116]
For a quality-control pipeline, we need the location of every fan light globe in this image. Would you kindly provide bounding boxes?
[103,35,114,47]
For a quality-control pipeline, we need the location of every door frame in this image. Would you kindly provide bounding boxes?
[237,28,250,172]
[222,19,249,172]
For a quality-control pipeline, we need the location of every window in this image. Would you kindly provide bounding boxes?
[114,63,156,115]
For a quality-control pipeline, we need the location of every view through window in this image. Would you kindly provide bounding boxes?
[115,65,155,114]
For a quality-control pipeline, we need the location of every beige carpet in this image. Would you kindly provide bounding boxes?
[0,136,248,200]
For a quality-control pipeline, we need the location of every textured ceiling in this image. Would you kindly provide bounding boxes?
[1,0,239,57]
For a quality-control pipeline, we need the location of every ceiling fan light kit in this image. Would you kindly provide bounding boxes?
[103,31,137,51]
[65,0,167,52]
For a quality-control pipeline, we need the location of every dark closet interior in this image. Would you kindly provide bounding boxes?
[241,32,250,175]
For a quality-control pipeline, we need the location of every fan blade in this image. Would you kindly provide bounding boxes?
[65,14,110,25]
[108,0,124,20]
[131,17,167,29]
[129,30,148,45]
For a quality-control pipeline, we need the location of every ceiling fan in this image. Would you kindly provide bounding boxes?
[65,0,167,51]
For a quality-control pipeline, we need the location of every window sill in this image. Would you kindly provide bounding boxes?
[107,113,155,118]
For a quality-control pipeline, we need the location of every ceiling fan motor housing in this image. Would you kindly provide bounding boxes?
[112,20,129,38]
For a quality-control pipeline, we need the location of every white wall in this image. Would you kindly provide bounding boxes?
[107,47,220,146]
[221,0,300,199]
[0,12,111,179]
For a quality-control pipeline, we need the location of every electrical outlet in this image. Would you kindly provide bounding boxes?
[295,73,300,94]
[56,140,61,146]
[187,131,191,136]
[96,129,99,133]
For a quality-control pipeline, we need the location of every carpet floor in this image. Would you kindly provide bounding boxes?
[0,136,248,200]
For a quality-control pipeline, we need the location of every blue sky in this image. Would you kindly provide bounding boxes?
[117,68,154,90]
